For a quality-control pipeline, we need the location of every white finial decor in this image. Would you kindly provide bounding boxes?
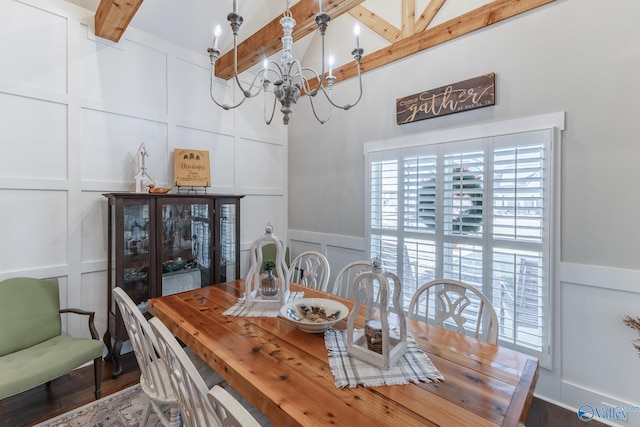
[134,143,154,193]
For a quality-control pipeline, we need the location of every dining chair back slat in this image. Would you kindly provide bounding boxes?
[287,251,330,292]
[329,261,373,299]
[112,288,180,426]
[407,279,499,344]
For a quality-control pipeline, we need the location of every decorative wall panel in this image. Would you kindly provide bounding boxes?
[173,58,231,128]
[81,38,167,115]
[288,241,322,258]
[561,280,640,407]
[0,1,67,94]
[81,109,168,184]
[0,93,67,179]
[240,195,285,245]
[236,137,283,190]
[0,189,67,270]
[81,191,107,263]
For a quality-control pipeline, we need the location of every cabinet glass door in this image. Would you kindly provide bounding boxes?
[122,202,151,312]
[160,200,211,294]
[219,201,238,282]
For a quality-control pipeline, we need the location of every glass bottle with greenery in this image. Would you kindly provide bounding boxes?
[261,260,278,299]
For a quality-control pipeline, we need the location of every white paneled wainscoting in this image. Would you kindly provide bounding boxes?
[553,262,640,426]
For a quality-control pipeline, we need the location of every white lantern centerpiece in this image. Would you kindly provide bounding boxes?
[244,224,289,310]
[346,257,407,369]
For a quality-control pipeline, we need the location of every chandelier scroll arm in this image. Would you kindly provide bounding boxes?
[228,12,263,100]
[288,60,318,96]
[307,10,331,96]
[209,46,267,110]
[314,47,364,111]
[208,47,247,110]
[263,87,278,125]
[306,92,333,124]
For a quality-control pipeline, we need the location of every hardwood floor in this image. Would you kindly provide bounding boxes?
[0,351,606,427]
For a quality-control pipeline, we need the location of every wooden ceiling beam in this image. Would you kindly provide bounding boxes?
[214,0,366,80]
[348,5,400,43]
[310,0,555,91]
[402,0,416,38]
[416,0,447,33]
[95,0,144,42]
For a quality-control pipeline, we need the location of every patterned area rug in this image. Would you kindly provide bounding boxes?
[32,384,162,427]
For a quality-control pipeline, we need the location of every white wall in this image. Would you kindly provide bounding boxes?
[0,0,286,343]
[288,0,640,424]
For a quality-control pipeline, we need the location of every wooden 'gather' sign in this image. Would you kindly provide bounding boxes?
[396,73,495,125]
[173,149,211,187]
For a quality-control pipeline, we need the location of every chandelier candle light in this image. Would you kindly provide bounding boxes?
[207,0,364,125]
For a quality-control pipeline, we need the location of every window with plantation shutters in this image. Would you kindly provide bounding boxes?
[365,116,561,367]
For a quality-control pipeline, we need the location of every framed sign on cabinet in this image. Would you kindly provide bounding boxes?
[173,149,211,187]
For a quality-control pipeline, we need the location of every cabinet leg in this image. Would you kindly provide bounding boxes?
[110,338,124,378]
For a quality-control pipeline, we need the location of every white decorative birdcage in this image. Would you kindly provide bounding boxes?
[346,257,407,369]
[244,224,289,310]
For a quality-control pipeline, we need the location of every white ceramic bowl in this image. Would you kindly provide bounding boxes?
[280,298,349,333]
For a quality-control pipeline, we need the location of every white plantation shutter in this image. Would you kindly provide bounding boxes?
[404,155,437,232]
[490,134,547,352]
[366,125,556,366]
[370,159,400,271]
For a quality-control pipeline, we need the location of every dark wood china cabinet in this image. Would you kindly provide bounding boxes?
[102,192,243,376]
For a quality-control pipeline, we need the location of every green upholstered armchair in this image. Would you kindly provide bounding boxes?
[0,277,104,400]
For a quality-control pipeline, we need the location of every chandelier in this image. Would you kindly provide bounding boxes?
[207,0,364,125]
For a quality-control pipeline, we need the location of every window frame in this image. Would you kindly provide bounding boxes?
[364,112,564,368]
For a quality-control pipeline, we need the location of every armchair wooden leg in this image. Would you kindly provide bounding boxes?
[93,357,103,399]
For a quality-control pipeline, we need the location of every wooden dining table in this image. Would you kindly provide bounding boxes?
[148,280,539,427]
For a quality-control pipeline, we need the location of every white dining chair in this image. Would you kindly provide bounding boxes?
[149,317,267,427]
[407,279,499,344]
[113,288,181,426]
[287,251,330,292]
[113,288,224,426]
[329,260,373,299]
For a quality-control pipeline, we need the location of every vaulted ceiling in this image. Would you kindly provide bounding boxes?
[80,0,555,84]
